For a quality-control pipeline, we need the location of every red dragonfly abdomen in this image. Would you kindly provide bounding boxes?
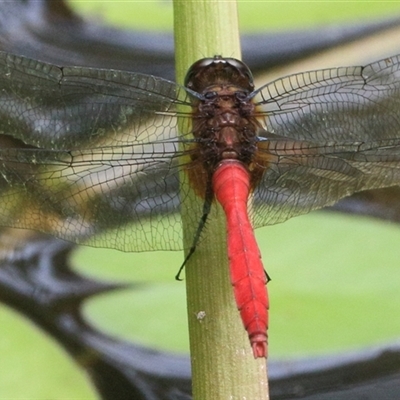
[212,159,268,358]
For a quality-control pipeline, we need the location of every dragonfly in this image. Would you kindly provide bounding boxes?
[1,51,400,358]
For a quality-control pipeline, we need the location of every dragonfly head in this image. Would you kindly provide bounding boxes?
[184,55,255,94]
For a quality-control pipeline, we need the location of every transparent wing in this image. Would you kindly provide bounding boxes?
[251,54,400,227]
[3,51,400,248]
[0,51,198,252]
[0,52,191,148]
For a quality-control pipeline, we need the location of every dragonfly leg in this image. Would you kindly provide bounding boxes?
[175,186,213,281]
[264,270,271,283]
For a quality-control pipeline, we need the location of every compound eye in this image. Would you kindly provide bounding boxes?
[184,58,215,88]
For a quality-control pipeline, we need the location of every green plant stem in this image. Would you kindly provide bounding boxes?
[173,1,269,399]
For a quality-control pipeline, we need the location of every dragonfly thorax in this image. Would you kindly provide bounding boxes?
[192,86,258,166]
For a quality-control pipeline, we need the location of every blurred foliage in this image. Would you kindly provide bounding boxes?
[68,0,400,31]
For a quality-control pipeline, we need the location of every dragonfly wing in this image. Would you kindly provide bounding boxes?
[0,51,192,148]
[256,54,400,142]
[252,54,400,227]
[252,138,400,227]
[0,51,195,252]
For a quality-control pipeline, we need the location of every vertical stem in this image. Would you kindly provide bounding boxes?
[173,1,269,399]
